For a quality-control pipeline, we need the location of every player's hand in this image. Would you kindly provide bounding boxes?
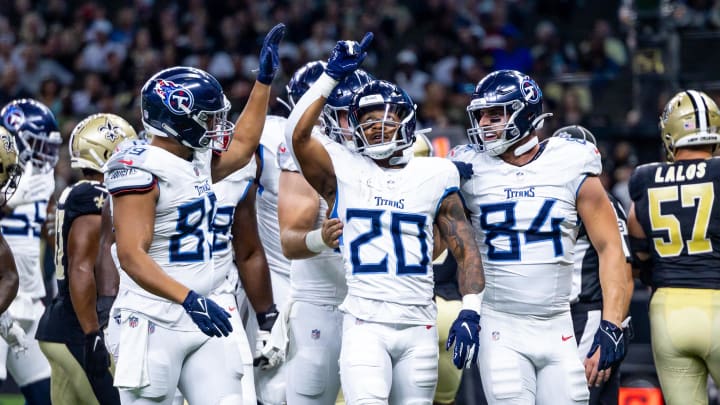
[182,290,233,337]
[452,161,474,180]
[325,32,373,81]
[586,320,625,372]
[446,309,480,369]
[0,312,27,355]
[253,304,281,369]
[6,162,54,209]
[321,218,343,249]
[83,331,110,376]
[256,23,286,85]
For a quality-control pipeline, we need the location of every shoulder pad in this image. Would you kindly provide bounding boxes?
[447,144,475,161]
[104,166,155,195]
[104,144,152,173]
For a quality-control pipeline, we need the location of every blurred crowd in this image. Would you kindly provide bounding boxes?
[1,0,720,210]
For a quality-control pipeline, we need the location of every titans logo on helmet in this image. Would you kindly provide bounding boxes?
[3,105,25,130]
[521,79,541,104]
[154,79,195,115]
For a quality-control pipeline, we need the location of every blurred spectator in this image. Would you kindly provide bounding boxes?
[394,49,430,103]
[78,19,127,73]
[531,20,578,77]
[16,43,73,95]
[491,24,533,73]
[0,64,32,105]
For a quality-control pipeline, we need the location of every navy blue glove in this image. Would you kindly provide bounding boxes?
[182,290,233,337]
[325,32,373,81]
[257,23,286,84]
[452,161,474,180]
[83,331,110,377]
[586,320,625,371]
[445,309,481,369]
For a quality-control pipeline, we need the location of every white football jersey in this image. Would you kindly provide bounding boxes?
[278,131,347,306]
[104,144,216,330]
[325,142,460,324]
[212,158,257,294]
[450,137,602,317]
[0,200,47,299]
[256,115,291,278]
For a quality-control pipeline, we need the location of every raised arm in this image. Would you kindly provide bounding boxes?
[212,23,285,182]
[285,33,373,203]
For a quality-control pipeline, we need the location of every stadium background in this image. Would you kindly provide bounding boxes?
[1,0,719,403]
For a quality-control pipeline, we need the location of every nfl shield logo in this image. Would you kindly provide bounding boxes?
[311,329,320,340]
[148,322,155,334]
[129,316,139,328]
[492,331,500,341]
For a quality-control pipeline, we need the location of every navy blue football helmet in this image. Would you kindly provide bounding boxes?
[0,99,61,172]
[141,66,234,151]
[466,70,551,156]
[322,69,374,145]
[279,61,327,112]
[552,125,597,146]
[348,80,417,160]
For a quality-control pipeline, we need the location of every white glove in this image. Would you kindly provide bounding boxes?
[253,329,284,370]
[0,312,28,355]
[6,162,55,209]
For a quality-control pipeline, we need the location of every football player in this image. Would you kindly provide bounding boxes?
[250,61,329,405]
[450,69,629,404]
[0,98,61,405]
[0,128,23,363]
[103,24,284,404]
[276,67,373,404]
[627,90,720,405]
[554,125,634,405]
[285,34,485,404]
[35,113,138,405]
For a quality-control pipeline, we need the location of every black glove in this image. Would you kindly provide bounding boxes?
[182,290,233,337]
[586,320,625,371]
[84,331,110,377]
[257,23,286,84]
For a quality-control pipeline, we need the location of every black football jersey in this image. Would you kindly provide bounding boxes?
[629,158,720,289]
[36,180,107,343]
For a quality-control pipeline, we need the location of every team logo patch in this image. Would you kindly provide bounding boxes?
[3,105,25,130]
[311,329,321,340]
[129,316,139,328]
[154,79,194,115]
[520,79,541,104]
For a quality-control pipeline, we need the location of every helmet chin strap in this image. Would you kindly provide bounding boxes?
[513,135,538,156]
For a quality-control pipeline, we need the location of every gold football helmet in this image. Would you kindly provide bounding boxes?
[660,90,720,161]
[412,132,434,157]
[0,127,22,206]
[69,113,138,171]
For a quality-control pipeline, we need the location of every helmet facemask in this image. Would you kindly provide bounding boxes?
[353,103,415,160]
[182,95,234,152]
[17,129,62,173]
[322,105,355,149]
[467,99,527,156]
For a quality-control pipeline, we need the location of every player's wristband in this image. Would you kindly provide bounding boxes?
[315,73,339,98]
[305,228,330,253]
[462,292,484,314]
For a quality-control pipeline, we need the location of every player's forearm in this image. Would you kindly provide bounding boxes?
[238,251,274,313]
[117,248,189,304]
[68,262,99,334]
[281,228,320,259]
[286,73,336,156]
[599,250,629,326]
[0,245,18,314]
[215,83,271,182]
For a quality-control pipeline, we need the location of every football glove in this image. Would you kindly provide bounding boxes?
[325,32,374,81]
[6,162,55,209]
[182,290,232,337]
[83,330,110,376]
[446,309,481,369]
[257,23,286,84]
[586,320,625,371]
[253,304,282,369]
[0,312,27,355]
